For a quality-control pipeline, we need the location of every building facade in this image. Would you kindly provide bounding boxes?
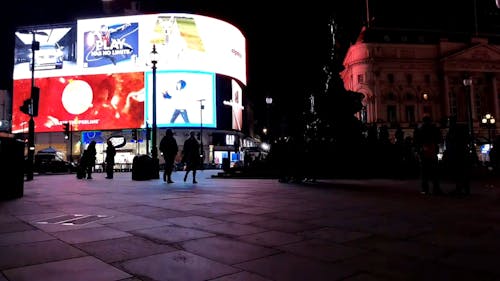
[341,26,500,144]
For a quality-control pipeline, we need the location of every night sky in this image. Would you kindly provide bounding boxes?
[1,0,498,121]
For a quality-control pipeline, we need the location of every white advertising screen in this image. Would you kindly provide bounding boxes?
[145,71,216,128]
[76,13,247,84]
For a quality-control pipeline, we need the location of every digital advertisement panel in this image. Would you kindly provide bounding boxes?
[229,79,244,130]
[145,71,216,128]
[83,22,139,68]
[14,24,77,80]
[76,13,246,83]
[12,13,246,133]
[12,72,145,133]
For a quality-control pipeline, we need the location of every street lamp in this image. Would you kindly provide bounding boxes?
[265,96,273,140]
[18,29,47,181]
[463,78,474,149]
[150,45,160,179]
[197,99,205,169]
[481,113,496,144]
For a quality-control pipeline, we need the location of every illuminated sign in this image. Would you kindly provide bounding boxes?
[12,13,246,133]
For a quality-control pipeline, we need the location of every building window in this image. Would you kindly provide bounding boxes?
[424,74,431,84]
[387,92,396,101]
[387,73,394,84]
[405,106,415,123]
[387,105,397,123]
[422,91,429,101]
[226,134,235,146]
[423,106,432,119]
[405,92,414,101]
[474,92,482,120]
[449,92,457,116]
[357,74,364,84]
[361,106,367,123]
[406,74,412,84]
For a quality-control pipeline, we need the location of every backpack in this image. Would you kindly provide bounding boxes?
[422,143,437,159]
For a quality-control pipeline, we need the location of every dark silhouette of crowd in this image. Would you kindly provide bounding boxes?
[264,115,487,196]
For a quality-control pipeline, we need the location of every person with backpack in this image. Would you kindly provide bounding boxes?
[80,141,97,180]
[414,116,443,195]
[444,117,473,196]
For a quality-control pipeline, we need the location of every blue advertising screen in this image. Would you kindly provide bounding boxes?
[81,131,104,144]
[83,22,139,68]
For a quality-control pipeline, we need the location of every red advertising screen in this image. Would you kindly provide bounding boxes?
[12,72,145,133]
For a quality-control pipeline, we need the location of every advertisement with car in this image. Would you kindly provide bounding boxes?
[12,13,246,134]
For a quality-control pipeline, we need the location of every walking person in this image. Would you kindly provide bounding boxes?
[489,136,500,177]
[182,131,200,183]
[105,139,116,179]
[414,116,443,195]
[81,141,97,179]
[159,129,178,183]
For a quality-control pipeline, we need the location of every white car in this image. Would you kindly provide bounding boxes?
[29,43,64,70]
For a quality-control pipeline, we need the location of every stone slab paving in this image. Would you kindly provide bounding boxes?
[0,170,500,280]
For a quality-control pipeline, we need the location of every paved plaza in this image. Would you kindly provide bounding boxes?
[1,170,500,281]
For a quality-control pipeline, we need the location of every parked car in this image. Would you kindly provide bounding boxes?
[34,148,76,174]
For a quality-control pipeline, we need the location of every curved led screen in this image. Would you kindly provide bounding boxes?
[11,13,246,134]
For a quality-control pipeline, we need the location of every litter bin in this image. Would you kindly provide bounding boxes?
[132,154,154,180]
[0,137,25,199]
[222,157,230,172]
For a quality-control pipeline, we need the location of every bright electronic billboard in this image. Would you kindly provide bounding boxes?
[145,70,216,128]
[11,13,246,134]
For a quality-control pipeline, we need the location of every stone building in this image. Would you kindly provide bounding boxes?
[341,26,500,144]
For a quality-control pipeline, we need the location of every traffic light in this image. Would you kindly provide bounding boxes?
[31,87,40,117]
[63,123,70,140]
[132,129,138,141]
[20,99,31,115]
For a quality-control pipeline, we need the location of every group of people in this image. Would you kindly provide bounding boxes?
[414,115,473,196]
[160,129,200,184]
[77,129,200,183]
[78,139,116,180]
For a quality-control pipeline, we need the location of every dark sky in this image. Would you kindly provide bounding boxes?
[1,1,498,118]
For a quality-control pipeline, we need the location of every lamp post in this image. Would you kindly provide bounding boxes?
[463,78,474,150]
[150,45,159,179]
[21,30,44,181]
[481,113,496,144]
[197,99,205,169]
[265,96,273,141]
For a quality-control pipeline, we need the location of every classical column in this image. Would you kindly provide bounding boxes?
[443,74,451,116]
[493,74,499,120]
[374,78,380,123]
[492,74,499,138]
[469,77,476,123]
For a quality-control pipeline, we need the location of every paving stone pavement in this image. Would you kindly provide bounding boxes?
[1,170,500,281]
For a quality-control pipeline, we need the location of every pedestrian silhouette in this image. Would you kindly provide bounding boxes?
[414,116,443,195]
[182,131,199,183]
[444,117,472,196]
[489,136,500,177]
[105,139,116,179]
[159,129,178,183]
[81,141,97,179]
